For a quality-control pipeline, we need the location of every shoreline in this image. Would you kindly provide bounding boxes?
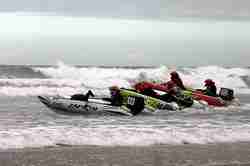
[1,142,250,166]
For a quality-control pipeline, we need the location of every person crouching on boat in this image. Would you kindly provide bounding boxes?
[106,86,123,106]
[134,81,178,102]
[134,81,159,98]
[70,90,95,101]
[164,81,194,107]
[161,71,186,90]
[159,81,181,102]
[201,79,217,97]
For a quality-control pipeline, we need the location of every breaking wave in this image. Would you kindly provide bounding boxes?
[0,62,249,96]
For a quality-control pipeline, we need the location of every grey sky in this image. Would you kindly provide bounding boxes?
[0,0,250,66]
[1,0,250,19]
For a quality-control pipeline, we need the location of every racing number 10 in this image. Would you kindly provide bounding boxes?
[127,96,135,106]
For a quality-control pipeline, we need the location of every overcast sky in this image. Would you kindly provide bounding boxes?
[0,0,250,66]
[1,0,250,19]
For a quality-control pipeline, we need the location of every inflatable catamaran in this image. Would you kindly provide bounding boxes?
[38,89,178,116]
[135,82,237,107]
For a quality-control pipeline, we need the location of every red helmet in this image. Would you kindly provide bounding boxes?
[204,79,215,86]
[134,83,143,91]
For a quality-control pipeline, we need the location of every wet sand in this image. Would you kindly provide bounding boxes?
[1,142,250,166]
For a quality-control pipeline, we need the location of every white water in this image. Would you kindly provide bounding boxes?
[0,62,249,149]
[0,62,249,96]
[1,121,250,149]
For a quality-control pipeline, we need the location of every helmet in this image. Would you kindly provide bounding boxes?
[109,86,120,91]
[134,83,143,92]
[170,71,179,79]
[109,86,120,96]
[204,79,215,86]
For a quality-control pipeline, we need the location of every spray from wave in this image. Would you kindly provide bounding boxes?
[0,62,249,96]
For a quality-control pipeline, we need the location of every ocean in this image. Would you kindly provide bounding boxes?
[0,62,250,150]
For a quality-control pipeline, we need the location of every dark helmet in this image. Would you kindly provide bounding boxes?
[204,79,215,86]
[109,86,120,96]
[109,85,120,91]
[170,71,179,79]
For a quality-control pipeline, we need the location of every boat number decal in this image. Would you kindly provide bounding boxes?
[127,96,135,106]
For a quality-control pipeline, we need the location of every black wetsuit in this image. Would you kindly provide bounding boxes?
[104,93,123,106]
[140,88,158,98]
[203,85,217,97]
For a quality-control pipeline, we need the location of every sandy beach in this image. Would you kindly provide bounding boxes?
[1,142,250,166]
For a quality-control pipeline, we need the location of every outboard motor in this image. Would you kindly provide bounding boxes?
[219,88,234,101]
